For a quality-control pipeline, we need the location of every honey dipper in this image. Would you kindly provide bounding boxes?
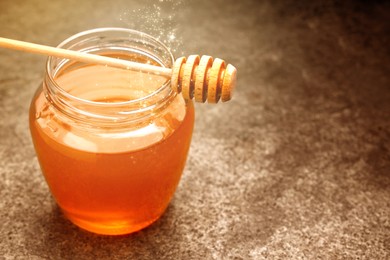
[0,37,236,103]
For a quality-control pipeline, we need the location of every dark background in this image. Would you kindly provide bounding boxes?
[0,0,389,258]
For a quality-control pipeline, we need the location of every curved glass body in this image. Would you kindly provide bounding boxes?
[29,28,194,235]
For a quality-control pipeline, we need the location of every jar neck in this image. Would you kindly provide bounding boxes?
[44,28,175,127]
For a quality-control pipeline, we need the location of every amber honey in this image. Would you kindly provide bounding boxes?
[29,28,194,235]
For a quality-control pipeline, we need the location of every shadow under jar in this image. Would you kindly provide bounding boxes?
[29,28,194,235]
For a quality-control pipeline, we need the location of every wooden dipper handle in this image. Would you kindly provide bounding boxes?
[171,55,237,103]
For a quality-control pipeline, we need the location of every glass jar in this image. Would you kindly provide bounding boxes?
[29,28,194,235]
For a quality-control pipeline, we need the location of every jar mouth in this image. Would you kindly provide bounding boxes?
[44,28,175,125]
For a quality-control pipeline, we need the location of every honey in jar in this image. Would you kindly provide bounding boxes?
[29,28,194,235]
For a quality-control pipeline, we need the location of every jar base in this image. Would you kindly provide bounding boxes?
[62,210,161,235]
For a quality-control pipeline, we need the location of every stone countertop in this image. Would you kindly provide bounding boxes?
[0,0,389,259]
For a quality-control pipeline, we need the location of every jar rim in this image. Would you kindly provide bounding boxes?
[44,28,176,124]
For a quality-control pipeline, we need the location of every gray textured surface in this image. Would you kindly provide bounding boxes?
[1,0,389,259]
